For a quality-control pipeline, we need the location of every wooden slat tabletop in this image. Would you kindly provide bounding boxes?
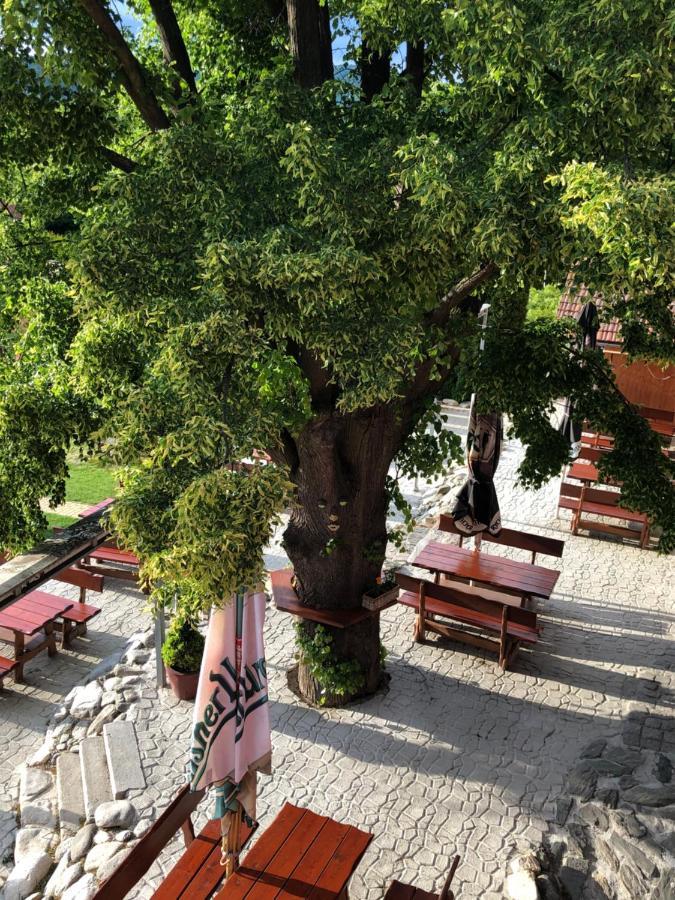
[215,804,372,899]
[413,541,559,600]
[0,592,73,636]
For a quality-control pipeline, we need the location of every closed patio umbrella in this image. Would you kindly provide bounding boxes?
[558,299,600,459]
[451,407,503,536]
[451,303,503,537]
[189,588,271,876]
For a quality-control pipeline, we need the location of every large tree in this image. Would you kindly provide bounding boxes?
[1,0,673,704]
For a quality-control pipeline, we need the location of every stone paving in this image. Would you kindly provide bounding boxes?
[1,434,674,898]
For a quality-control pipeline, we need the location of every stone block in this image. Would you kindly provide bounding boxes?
[14,826,55,862]
[57,752,86,833]
[19,767,53,804]
[580,739,607,759]
[566,762,597,801]
[610,831,659,878]
[103,720,145,799]
[80,736,113,821]
[655,754,673,784]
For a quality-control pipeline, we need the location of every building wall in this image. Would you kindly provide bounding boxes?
[606,351,675,412]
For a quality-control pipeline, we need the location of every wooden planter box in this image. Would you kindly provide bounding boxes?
[362,584,399,611]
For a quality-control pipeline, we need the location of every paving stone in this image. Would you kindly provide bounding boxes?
[57,751,86,833]
[80,737,113,822]
[103,720,145,799]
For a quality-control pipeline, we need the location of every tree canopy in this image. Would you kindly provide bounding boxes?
[1,0,673,617]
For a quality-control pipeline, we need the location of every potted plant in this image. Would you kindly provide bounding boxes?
[161,615,205,700]
[362,568,399,611]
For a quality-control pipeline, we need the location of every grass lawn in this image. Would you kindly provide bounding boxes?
[65,462,118,504]
[45,512,78,532]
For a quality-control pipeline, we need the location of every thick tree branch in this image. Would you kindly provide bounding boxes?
[288,341,338,411]
[101,147,137,172]
[404,41,425,96]
[77,0,171,130]
[360,41,390,101]
[287,0,333,88]
[148,0,197,95]
[428,261,498,328]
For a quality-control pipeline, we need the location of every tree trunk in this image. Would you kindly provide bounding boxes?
[287,0,333,88]
[283,406,401,705]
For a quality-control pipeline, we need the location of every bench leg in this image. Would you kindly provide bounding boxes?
[498,607,509,669]
[45,622,57,657]
[62,619,73,649]
[14,634,25,683]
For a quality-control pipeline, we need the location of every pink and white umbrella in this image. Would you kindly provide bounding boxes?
[188,589,271,875]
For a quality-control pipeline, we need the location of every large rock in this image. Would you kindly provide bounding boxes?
[61,874,98,900]
[69,823,96,863]
[623,784,675,807]
[14,826,55,862]
[566,762,597,801]
[83,840,123,874]
[604,746,643,772]
[580,739,607,759]
[20,792,56,829]
[96,847,131,884]
[69,682,103,719]
[3,850,53,900]
[86,703,118,737]
[609,832,659,878]
[94,799,137,830]
[19,767,53,804]
[43,855,84,899]
[505,853,540,900]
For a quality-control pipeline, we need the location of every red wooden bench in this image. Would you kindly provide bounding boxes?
[94,789,372,900]
[438,515,564,565]
[81,545,140,582]
[558,480,650,547]
[386,855,460,899]
[396,571,539,670]
[0,654,18,690]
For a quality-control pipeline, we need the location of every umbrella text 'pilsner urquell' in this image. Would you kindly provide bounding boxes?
[189,588,271,876]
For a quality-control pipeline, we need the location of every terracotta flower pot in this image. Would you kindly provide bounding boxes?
[165,664,199,701]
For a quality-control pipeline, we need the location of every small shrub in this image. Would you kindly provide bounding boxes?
[161,616,205,674]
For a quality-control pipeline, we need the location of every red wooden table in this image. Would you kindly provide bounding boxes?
[214,803,372,899]
[412,541,559,602]
[0,591,73,681]
[567,461,600,484]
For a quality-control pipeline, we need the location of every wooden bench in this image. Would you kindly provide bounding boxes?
[94,789,371,900]
[558,481,650,547]
[438,515,564,565]
[396,571,539,670]
[81,545,140,582]
[0,654,18,691]
[386,855,460,899]
[22,588,102,647]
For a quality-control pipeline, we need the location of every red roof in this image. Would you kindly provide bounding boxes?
[556,281,621,345]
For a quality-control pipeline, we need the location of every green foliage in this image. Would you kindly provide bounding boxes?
[161,615,205,674]
[527,285,561,321]
[64,462,117,504]
[295,622,365,705]
[44,512,77,535]
[0,0,673,593]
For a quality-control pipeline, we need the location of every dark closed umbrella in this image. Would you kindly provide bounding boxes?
[452,407,503,536]
[558,300,600,459]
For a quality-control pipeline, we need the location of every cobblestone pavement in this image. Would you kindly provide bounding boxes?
[2,436,674,897]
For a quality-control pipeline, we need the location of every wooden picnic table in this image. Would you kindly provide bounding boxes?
[213,803,372,899]
[412,541,560,603]
[0,590,73,681]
